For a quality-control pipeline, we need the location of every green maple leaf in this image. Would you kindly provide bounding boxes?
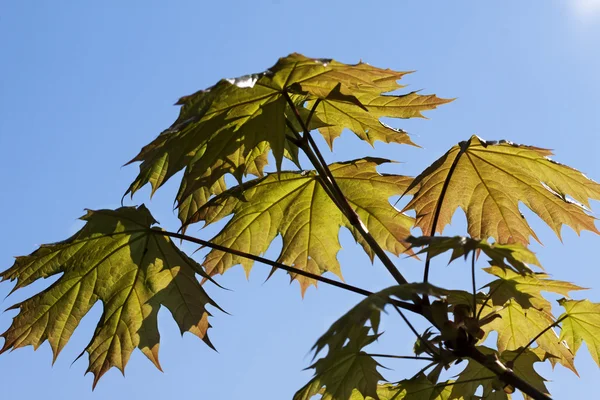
[482,300,576,373]
[295,327,384,400]
[558,299,600,367]
[0,206,220,387]
[403,135,600,245]
[350,376,454,400]
[483,266,585,314]
[405,236,541,274]
[450,347,548,399]
[125,53,450,227]
[189,158,414,293]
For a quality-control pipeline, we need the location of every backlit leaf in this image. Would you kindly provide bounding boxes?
[558,299,600,367]
[403,136,600,244]
[125,53,449,225]
[190,158,414,293]
[0,206,220,387]
[450,347,548,399]
[295,327,384,400]
[482,300,576,373]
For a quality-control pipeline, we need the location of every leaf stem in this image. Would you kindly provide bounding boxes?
[423,139,471,284]
[476,279,506,321]
[282,91,409,287]
[471,252,477,316]
[367,354,435,361]
[393,304,437,356]
[157,229,421,314]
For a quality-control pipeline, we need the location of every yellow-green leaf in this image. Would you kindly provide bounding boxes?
[125,53,449,223]
[482,300,576,373]
[403,136,600,245]
[0,206,220,387]
[190,158,414,293]
[451,347,548,399]
[558,299,600,367]
[295,328,384,400]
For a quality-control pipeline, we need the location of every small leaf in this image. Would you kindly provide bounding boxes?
[406,235,541,274]
[558,299,600,367]
[0,206,220,387]
[483,266,585,314]
[295,327,384,400]
[403,136,600,244]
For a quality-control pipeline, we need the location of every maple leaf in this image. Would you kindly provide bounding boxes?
[403,136,600,245]
[558,299,600,367]
[295,327,384,400]
[189,158,414,293]
[482,300,576,373]
[483,266,585,314]
[0,206,220,387]
[405,236,541,274]
[450,347,548,399]
[348,376,454,400]
[125,53,450,227]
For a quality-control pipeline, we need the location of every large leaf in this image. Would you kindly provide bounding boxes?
[190,158,414,293]
[125,53,450,225]
[295,327,384,400]
[0,206,220,387]
[558,299,600,367]
[405,236,541,274]
[403,136,600,244]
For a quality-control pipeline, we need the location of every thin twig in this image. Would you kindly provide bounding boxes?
[157,229,422,314]
[393,304,438,356]
[476,280,506,321]
[367,354,435,361]
[471,252,477,316]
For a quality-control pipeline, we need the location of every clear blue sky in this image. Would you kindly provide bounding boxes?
[1,1,599,399]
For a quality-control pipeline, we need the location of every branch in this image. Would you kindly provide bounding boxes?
[461,346,552,400]
[156,229,421,314]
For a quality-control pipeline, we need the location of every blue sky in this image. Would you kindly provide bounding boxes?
[1,1,600,399]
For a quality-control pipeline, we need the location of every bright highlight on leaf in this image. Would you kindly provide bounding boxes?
[0,206,221,387]
[190,158,414,293]
[124,53,450,228]
[403,135,600,244]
